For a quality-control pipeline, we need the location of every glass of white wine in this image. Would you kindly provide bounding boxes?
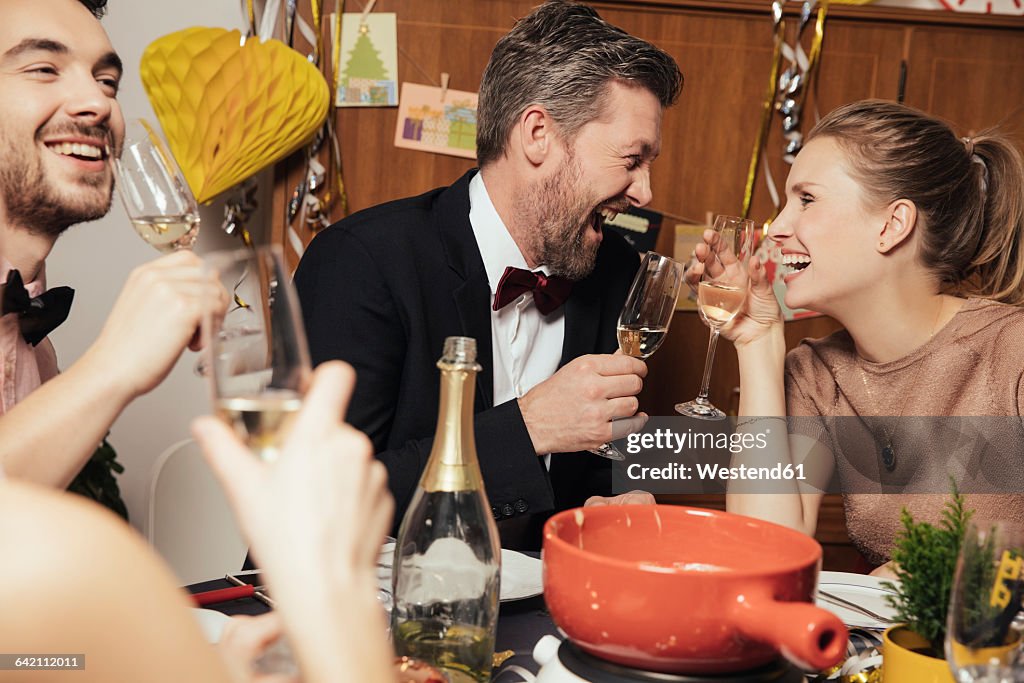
[203,245,311,461]
[675,215,755,420]
[115,119,199,252]
[591,251,685,460]
[946,521,1024,682]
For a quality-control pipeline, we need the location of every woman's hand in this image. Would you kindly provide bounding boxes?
[869,560,899,580]
[687,229,783,348]
[216,613,298,683]
[584,490,655,506]
[192,361,393,589]
[192,361,395,683]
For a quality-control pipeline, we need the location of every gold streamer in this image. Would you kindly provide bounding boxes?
[331,0,344,102]
[492,650,515,668]
[742,17,785,219]
[310,0,324,65]
[809,2,829,70]
[742,2,830,222]
[325,0,348,217]
[245,0,256,36]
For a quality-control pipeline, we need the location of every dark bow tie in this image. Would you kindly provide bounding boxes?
[1,270,74,346]
[492,266,572,316]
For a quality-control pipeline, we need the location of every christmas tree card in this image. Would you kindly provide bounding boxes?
[336,13,398,107]
[393,82,478,160]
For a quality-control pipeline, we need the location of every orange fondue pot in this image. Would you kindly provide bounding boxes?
[542,505,848,675]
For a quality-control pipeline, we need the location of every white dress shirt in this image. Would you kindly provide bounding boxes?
[468,173,564,467]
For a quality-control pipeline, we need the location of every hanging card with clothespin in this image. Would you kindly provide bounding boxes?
[335,0,398,107]
[394,81,478,160]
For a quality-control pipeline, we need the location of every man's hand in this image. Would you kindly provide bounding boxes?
[584,490,656,506]
[83,250,228,401]
[518,354,647,454]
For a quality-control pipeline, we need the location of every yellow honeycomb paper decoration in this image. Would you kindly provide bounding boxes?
[140,27,330,203]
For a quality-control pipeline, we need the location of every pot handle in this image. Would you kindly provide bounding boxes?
[730,592,848,671]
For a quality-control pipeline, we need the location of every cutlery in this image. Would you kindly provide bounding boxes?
[816,589,894,624]
[225,574,276,608]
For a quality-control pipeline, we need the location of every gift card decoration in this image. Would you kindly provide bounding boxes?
[674,223,706,311]
[394,82,478,160]
[140,27,330,203]
[336,13,398,107]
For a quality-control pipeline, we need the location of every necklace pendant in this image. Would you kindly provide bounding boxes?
[881,443,896,472]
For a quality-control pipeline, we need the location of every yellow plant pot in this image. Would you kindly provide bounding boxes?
[883,626,954,683]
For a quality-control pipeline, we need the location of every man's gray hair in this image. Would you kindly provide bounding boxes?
[476,0,682,167]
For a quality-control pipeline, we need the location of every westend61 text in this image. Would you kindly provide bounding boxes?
[626,463,807,481]
[625,428,770,455]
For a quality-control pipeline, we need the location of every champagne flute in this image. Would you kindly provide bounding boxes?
[203,245,311,461]
[591,251,685,460]
[675,215,755,420]
[946,521,1024,682]
[114,118,199,252]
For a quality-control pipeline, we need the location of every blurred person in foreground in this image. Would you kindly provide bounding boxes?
[0,362,395,683]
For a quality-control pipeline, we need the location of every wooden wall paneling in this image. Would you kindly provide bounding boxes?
[637,312,843,418]
[747,19,908,228]
[595,4,778,228]
[903,26,1024,134]
[332,1,517,215]
[660,493,859,571]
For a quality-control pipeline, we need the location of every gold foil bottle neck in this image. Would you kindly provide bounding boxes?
[422,336,483,492]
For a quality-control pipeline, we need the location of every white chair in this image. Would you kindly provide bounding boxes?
[147,439,248,586]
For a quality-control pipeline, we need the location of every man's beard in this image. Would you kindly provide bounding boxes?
[519,152,602,282]
[0,125,114,238]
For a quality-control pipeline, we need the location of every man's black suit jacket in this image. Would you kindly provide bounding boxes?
[294,170,639,547]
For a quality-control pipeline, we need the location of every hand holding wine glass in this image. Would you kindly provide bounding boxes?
[203,246,311,461]
[115,119,199,252]
[676,215,755,419]
[591,251,684,460]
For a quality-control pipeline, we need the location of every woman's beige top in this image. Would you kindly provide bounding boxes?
[785,298,1024,566]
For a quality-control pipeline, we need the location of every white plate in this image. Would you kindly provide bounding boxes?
[191,608,232,643]
[378,544,543,602]
[816,571,899,630]
[499,549,544,601]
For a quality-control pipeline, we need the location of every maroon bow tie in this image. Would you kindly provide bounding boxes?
[492,266,573,315]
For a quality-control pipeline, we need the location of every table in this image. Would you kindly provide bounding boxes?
[187,574,558,676]
[187,577,877,681]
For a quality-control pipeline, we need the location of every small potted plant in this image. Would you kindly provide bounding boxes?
[881,488,1021,681]
[880,491,970,681]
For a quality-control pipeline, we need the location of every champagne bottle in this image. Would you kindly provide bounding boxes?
[391,336,501,683]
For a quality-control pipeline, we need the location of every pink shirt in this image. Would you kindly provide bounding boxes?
[0,258,59,416]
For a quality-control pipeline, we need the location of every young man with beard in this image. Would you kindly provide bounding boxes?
[0,0,226,487]
[294,0,683,547]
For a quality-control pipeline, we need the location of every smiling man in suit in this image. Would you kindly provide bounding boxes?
[294,0,683,548]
